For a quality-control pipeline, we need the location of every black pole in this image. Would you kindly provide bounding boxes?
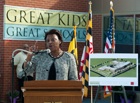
[10,48,35,103]
[11,57,14,103]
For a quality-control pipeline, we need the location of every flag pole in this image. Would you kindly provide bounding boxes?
[88,1,93,103]
[91,86,93,103]
[103,0,115,102]
[110,0,115,54]
[82,0,93,99]
[110,1,113,103]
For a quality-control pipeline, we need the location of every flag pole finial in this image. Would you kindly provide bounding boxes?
[110,1,113,9]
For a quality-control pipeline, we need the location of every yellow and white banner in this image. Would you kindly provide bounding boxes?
[4,5,88,41]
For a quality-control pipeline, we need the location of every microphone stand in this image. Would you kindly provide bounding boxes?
[11,48,50,103]
[11,57,14,103]
[11,49,32,103]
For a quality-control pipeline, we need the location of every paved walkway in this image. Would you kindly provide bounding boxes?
[83,98,110,103]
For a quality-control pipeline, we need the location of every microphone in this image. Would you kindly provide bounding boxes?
[11,48,32,103]
[12,49,50,58]
[11,48,50,103]
[12,49,32,58]
[33,49,51,54]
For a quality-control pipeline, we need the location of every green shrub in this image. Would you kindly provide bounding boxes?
[7,90,19,98]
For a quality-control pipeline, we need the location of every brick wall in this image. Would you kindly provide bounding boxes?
[0,0,102,102]
[93,15,102,53]
[0,0,5,102]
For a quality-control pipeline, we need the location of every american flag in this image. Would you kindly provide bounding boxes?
[104,5,115,53]
[104,1,115,98]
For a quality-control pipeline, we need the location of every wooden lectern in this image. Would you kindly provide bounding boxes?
[22,80,83,103]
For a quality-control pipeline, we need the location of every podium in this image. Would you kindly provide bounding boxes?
[22,80,83,103]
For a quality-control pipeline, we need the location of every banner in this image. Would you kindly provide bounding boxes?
[104,16,140,45]
[4,5,88,41]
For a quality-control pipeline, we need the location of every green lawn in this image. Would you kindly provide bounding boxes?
[90,58,137,77]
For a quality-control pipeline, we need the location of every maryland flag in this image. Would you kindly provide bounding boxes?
[104,1,115,98]
[82,1,94,97]
[79,46,86,80]
[68,25,78,64]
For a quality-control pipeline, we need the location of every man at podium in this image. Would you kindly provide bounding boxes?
[21,29,78,80]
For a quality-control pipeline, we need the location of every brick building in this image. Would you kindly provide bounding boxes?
[0,0,139,102]
[0,0,102,102]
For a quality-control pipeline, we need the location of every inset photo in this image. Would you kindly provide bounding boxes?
[89,53,138,86]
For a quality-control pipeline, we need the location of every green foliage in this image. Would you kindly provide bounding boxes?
[7,90,19,98]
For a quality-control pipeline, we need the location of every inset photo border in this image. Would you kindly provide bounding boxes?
[89,53,138,86]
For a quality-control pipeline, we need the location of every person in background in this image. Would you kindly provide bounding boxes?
[21,29,78,80]
[14,44,34,103]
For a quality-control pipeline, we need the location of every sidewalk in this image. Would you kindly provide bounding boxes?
[83,98,110,103]
[83,91,140,103]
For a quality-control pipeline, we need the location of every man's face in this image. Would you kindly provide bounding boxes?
[23,45,29,54]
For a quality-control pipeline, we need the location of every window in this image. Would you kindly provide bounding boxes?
[103,14,140,91]
[103,15,134,53]
[136,14,140,63]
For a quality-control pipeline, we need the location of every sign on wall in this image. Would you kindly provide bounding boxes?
[104,16,140,45]
[89,53,138,86]
[4,5,88,42]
